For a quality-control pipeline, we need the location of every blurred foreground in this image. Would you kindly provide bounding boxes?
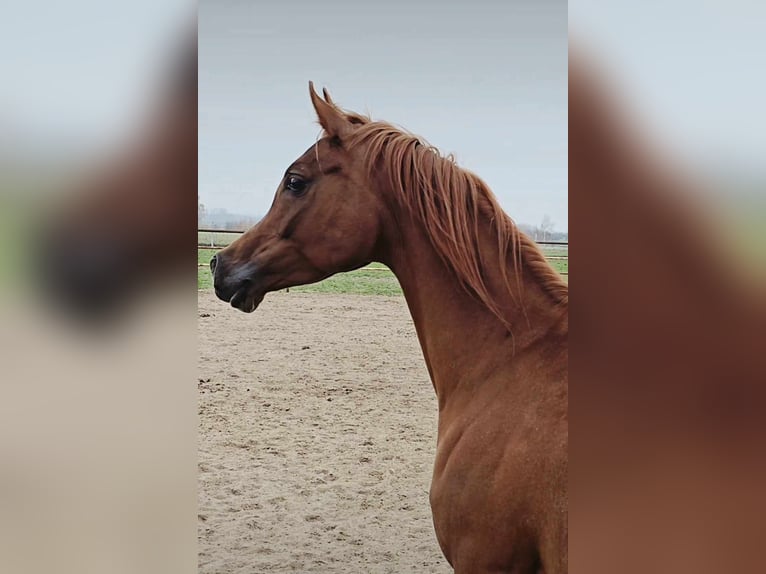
[0,4,197,574]
[569,6,766,571]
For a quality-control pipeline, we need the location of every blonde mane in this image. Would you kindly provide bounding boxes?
[326,110,568,325]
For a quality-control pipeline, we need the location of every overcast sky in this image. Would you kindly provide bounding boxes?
[199,0,568,231]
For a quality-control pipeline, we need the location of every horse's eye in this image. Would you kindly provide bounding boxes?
[285,175,308,195]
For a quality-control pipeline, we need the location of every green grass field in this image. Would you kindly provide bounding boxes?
[198,239,568,295]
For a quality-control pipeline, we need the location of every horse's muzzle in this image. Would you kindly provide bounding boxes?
[211,253,263,312]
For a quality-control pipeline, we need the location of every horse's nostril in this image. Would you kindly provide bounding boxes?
[210,254,218,273]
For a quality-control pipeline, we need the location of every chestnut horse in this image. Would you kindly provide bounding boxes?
[212,85,568,573]
[37,30,197,319]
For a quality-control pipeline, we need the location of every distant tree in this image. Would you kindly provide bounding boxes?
[540,214,554,242]
[230,217,259,231]
[198,202,206,225]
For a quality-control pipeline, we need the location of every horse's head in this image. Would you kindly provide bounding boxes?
[212,83,385,312]
[36,31,197,321]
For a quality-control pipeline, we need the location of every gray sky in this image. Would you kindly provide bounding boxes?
[199,0,568,231]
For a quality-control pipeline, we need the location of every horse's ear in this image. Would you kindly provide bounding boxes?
[322,87,335,106]
[309,81,350,138]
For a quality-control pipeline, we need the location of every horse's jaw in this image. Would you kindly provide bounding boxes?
[228,284,265,313]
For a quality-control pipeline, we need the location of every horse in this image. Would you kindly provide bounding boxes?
[211,84,568,573]
[36,28,197,319]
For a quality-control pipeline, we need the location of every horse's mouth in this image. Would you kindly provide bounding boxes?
[229,285,265,313]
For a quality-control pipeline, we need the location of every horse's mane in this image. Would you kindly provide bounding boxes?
[326,109,568,325]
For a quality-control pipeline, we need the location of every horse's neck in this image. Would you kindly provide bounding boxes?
[380,208,564,412]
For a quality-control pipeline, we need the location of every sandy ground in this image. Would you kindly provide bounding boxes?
[198,291,450,573]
